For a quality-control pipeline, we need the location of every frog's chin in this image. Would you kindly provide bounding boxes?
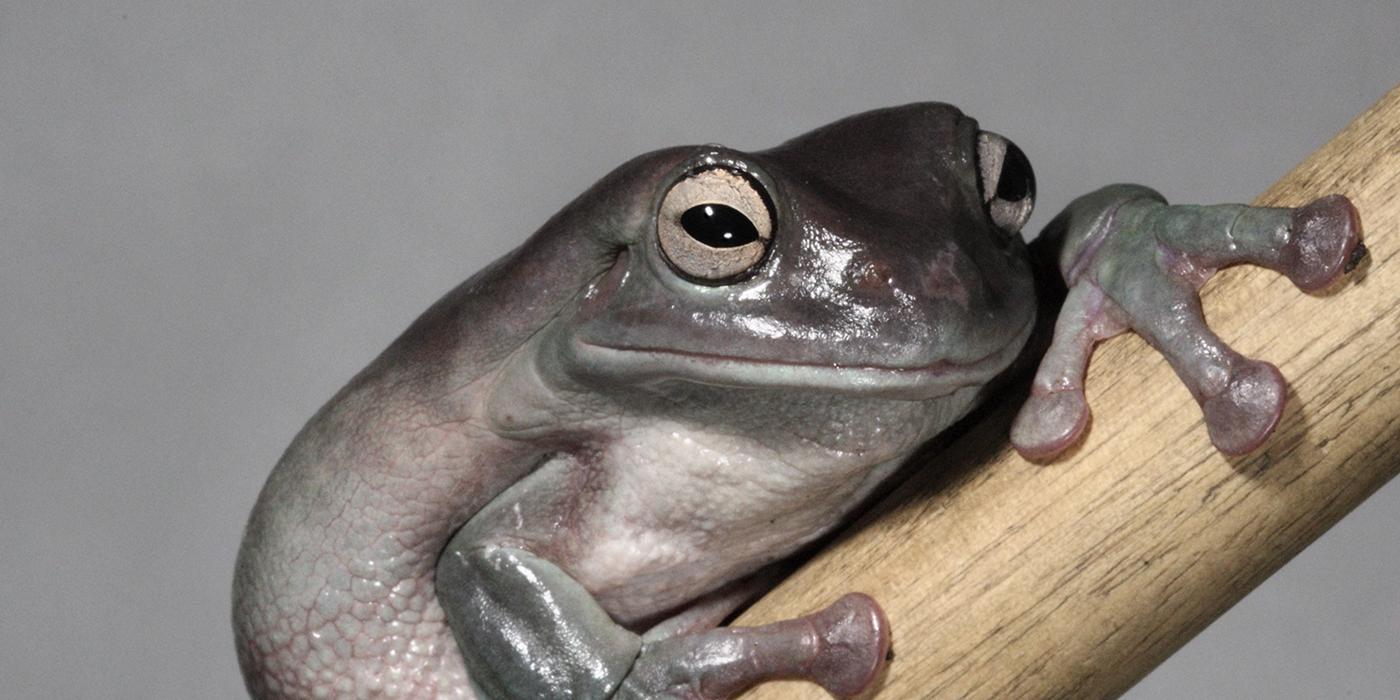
[567,325,1027,401]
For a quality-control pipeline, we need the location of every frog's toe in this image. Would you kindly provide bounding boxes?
[1117,282,1288,455]
[1014,282,1122,460]
[807,593,891,698]
[1280,194,1364,291]
[1201,359,1286,456]
[1012,390,1090,460]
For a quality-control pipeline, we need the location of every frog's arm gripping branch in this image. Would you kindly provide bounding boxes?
[437,545,889,699]
[1012,185,1364,458]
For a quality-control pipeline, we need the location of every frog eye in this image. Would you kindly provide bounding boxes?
[977,131,1036,234]
[657,167,774,283]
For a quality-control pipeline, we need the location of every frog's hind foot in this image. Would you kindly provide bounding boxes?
[1012,186,1364,460]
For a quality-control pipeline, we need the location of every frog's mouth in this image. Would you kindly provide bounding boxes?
[568,314,1031,400]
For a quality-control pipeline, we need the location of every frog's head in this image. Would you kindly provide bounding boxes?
[540,103,1037,404]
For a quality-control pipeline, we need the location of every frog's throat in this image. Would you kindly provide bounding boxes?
[569,315,1032,400]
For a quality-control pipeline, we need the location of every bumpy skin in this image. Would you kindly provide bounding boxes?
[233,104,1363,699]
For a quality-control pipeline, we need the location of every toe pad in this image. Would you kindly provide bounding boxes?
[1201,361,1287,455]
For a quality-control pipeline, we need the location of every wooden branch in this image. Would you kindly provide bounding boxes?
[737,84,1400,699]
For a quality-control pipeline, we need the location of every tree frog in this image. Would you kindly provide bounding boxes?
[233,103,1364,699]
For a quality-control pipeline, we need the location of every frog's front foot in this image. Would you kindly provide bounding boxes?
[439,540,890,699]
[618,592,890,700]
[1012,185,1365,459]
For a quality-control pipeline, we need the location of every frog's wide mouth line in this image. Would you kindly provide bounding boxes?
[570,320,1030,398]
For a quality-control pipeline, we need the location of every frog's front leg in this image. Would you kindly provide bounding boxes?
[437,543,888,700]
[1013,184,1365,458]
[619,592,888,700]
[437,544,638,698]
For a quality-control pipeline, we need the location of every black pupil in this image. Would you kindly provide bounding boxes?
[996,141,1035,202]
[680,204,759,248]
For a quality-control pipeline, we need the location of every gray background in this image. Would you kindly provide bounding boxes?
[2,2,1397,698]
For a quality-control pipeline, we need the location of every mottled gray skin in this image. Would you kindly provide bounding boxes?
[233,104,1363,699]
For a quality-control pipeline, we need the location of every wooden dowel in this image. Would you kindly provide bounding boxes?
[737,84,1400,699]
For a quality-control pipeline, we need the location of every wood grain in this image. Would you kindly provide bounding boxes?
[736,84,1400,699]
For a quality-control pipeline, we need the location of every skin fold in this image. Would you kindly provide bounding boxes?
[233,104,1363,699]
